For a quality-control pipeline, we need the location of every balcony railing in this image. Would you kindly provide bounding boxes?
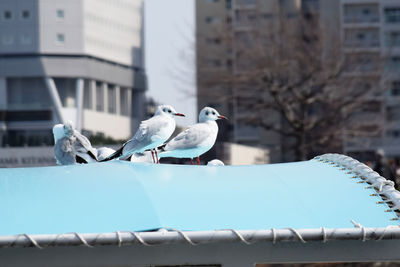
[343,15,380,24]
[234,0,256,7]
[344,40,380,48]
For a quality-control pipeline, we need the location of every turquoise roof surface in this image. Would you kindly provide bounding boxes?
[0,159,396,235]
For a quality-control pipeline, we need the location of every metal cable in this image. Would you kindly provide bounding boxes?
[116,231,122,247]
[321,227,327,243]
[228,229,251,245]
[22,234,43,249]
[287,228,306,243]
[71,232,93,247]
[128,231,151,246]
[271,228,277,244]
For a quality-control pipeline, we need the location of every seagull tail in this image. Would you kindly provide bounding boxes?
[99,146,124,162]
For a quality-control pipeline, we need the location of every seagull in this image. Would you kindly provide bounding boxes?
[53,121,98,165]
[207,159,225,166]
[101,104,185,162]
[158,107,227,165]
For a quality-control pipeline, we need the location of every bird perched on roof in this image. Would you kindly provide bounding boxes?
[158,107,227,165]
[101,104,185,162]
[53,121,98,165]
[207,159,225,166]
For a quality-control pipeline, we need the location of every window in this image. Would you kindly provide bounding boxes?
[207,59,221,67]
[2,35,14,45]
[56,33,65,43]
[205,16,213,23]
[226,0,232,10]
[22,10,30,19]
[361,101,381,113]
[386,129,400,139]
[120,88,129,116]
[206,37,221,44]
[83,81,92,110]
[344,4,379,23]
[3,10,12,20]
[96,82,104,112]
[385,8,400,23]
[387,56,400,71]
[20,34,31,45]
[56,9,64,19]
[391,81,400,96]
[385,32,400,47]
[107,86,116,114]
[386,106,400,121]
[262,13,273,19]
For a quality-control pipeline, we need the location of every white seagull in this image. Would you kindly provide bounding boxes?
[158,107,227,165]
[53,121,98,165]
[102,104,185,162]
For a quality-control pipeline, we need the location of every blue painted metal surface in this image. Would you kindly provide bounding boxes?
[0,160,396,235]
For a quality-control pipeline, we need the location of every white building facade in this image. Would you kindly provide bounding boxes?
[0,0,146,149]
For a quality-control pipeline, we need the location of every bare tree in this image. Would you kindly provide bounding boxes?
[197,7,386,161]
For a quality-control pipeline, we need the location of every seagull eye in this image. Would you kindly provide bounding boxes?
[168,109,172,113]
[212,111,216,115]
[206,111,209,116]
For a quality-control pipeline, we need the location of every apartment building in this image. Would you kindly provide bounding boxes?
[196,0,340,163]
[341,0,400,159]
[197,0,400,162]
[0,0,146,151]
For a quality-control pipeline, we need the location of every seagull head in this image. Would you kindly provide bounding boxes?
[63,121,74,138]
[199,107,228,123]
[155,105,185,118]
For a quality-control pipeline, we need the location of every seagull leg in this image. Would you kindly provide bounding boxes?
[155,150,159,164]
[151,150,155,163]
[197,157,200,165]
[190,159,194,165]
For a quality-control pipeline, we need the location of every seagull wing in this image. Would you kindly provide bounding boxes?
[73,130,97,160]
[165,123,210,151]
[132,119,150,142]
[123,116,169,154]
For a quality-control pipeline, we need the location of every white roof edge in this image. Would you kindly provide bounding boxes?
[315,153,400,220]
[1,227,400,249]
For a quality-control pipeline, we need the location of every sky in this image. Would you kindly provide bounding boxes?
[144,0,196,126]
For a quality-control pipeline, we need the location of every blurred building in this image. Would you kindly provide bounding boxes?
[340,0,400,161]
[0,0,146,166]
[196,0,400,163]
[196,0,338,163]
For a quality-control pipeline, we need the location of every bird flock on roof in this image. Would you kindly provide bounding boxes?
[53,105,227,166]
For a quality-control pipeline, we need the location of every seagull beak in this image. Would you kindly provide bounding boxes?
[218,115,228,120]
[174,113,185,117]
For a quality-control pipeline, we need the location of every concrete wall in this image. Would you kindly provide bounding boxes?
[226,142,270,165]
[38,0,84,54]
[83,0,144,67]
[0,0,40,53]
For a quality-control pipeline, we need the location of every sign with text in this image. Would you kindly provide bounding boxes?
[0,147,56,168]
